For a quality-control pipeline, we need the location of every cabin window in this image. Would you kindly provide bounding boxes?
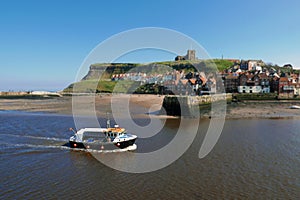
[82,132,105,141]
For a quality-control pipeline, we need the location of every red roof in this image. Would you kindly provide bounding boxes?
[199,76,207,84]
[189,78,197,85]
[279,77,289,82]
[180,79,189,85]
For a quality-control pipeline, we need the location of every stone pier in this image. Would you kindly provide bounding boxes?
[161,93,232,117]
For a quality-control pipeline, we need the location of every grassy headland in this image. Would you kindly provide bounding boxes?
[64,59,234,93]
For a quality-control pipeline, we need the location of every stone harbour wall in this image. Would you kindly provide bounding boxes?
[162,93,232,116]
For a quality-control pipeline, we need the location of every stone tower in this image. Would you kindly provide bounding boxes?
[186,50,196,60]
[175,49,197,61]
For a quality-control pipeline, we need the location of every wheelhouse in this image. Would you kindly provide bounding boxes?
[104,127,126,139]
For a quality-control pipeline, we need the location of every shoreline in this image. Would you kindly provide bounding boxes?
[0,94,300,119]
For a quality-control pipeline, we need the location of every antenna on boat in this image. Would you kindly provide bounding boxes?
[69,127,76,134]
[106,112,110,128]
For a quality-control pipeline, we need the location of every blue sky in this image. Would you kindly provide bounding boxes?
[0,0,299,91]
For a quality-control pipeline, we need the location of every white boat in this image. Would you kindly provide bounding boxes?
[290,105,300,109]
[69,122,137,151]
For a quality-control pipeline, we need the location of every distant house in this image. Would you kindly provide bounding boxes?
[206,77,217,94]
[283,64,293,70]
[253,65,262,71]
[289,73,299,84]
[253,74,260,86]
[189,78,198,94]
[164,79,192,95]
[237,85,262,93]
[199,75,207,86]
[237,73,262,93]
[248,60,260,71]
[224,73,239,93]
[270,76,280,93]
[240,60,248,71]
[278,77,294,98]
[237,73,271,93]
[259,73,270,93]
[238,73,248,86]
[240,60,264,71]
[293,84,300,97]
[287,74,300,98]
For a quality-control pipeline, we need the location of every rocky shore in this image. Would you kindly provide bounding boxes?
[0,94,300,119]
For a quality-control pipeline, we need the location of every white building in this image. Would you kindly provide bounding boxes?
[261,86,270,93]
[237,86,262,93]
[253,66,262,71]
[294,85,300,96]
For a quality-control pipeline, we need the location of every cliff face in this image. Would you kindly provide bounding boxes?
[82,63,139,80]
[81,60,227,80]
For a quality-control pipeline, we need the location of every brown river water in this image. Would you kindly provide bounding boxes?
[0,111,299,199]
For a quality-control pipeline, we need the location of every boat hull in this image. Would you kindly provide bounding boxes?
[69,141,85,149]
[69,138,136,150]
[115,139,136,149]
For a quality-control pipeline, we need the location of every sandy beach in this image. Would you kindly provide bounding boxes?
[0,94,165,118]
[0,94,300,119]
[227,101,300,119]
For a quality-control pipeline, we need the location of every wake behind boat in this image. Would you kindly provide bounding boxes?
[69,120,137,151]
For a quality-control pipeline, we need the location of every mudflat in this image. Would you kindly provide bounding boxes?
[0,94,300,119]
